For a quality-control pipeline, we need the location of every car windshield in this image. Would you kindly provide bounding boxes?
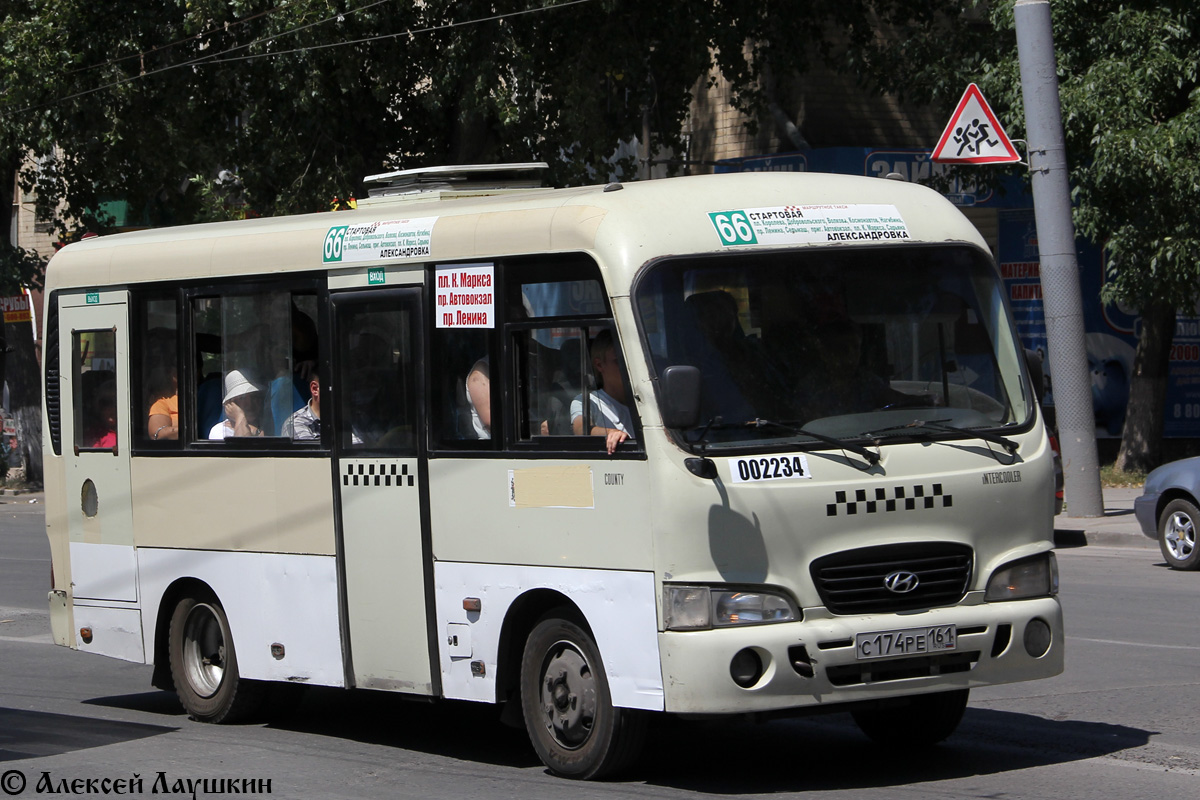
[635,245,1032,451]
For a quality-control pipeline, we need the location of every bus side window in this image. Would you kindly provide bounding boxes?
[513,327,587,439]
[74,330,118,451]
[190,290,318,443]
[138,294,180,446]
[432,329,493,446]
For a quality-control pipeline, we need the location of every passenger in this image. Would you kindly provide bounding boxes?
[89,380,118,449]
[572,330,634,454]
[147,366,179,441]
[281,371,322,440]
[208,369,266,439]
[465,357,491,439]
[269,304,320,434]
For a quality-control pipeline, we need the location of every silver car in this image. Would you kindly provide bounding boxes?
[1135,456,1200,570]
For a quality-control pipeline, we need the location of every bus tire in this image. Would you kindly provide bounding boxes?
[519,611,646,779]
[851,688,969,748]
[168,593,262,723]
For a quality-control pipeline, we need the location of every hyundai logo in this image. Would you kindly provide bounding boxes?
[884,570,920,594]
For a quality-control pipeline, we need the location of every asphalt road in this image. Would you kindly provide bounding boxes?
[2,495,1198,799]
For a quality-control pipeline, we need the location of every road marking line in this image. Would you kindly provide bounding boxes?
[1069,636,1200,651]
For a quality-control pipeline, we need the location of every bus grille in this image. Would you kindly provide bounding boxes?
[826,650,980,686]
[810,542,973,615]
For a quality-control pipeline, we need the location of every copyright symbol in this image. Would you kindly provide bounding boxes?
[0,770,25,795]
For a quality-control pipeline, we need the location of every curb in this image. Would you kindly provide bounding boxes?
[1053,529,1157,550]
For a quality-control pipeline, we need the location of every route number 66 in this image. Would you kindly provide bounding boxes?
[323,226,349,262]
[708,211,758,246]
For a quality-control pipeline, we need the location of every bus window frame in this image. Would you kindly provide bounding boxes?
[504,320,643,457]
[426,255,644,459]
[128,276,330,457]
[72,326,119,456]
[629,245,1040,456]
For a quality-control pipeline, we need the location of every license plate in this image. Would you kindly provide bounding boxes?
[855,625,957,660]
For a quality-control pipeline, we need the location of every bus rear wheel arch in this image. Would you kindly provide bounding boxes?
[519,609,647,779]
[168,590,262,723]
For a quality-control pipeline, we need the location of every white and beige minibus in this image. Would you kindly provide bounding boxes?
[43,164,1062,779]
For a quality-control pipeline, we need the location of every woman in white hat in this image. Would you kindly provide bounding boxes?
[208,369,266,439]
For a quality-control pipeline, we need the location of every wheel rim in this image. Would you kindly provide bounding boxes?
[1165,512,1196,561]
[538,639,598,750]
[182,603,228,698]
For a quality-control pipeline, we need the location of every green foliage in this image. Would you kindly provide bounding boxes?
[0,243,45,295]
[852,0,1200,313]
[0,0,880,232]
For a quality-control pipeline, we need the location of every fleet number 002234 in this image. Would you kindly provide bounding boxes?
[728,455,812,483]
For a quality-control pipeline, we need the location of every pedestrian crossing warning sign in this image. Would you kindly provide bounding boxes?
[932,83,1020,164]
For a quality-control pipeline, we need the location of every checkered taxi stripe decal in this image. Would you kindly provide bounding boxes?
[343,461,414,488]
[826,484,952,516]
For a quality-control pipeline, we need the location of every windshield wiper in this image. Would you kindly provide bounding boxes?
[750,418,880,465]
[862,418,1018,454]
[687,416,725,448]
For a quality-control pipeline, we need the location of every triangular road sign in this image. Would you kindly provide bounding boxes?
[932,83,1020,164]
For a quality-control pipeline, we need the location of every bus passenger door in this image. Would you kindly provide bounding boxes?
[330,288,435,694]
[59,293,141,660]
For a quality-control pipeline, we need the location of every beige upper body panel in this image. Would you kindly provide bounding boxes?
[43,172,988,293]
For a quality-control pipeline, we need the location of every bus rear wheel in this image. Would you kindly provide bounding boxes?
[168,593,262,723]
[519,612,646,779]
[851,688,969,749]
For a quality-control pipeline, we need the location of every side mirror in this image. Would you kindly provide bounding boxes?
[1025,349,1045,401]
[659,365,702,429]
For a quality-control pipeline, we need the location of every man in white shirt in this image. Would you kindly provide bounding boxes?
[571,330,634,454]
[282,372,322,440]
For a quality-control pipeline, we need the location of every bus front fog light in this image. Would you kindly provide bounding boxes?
[730,648,764,688]
[1023,618,1052,658]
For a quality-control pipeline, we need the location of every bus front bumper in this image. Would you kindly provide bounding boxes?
[658,593,1063,714]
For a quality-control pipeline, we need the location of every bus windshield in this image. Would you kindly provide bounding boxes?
[635,245,1032,451]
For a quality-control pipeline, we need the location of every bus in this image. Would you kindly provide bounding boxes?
[42,164,1063,779]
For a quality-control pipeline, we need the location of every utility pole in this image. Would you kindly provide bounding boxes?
[1014,0,1103,517]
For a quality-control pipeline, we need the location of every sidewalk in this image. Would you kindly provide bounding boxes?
[1053,486,1156,550]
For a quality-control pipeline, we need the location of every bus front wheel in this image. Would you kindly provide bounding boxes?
[519,612,646,779]
[851,688,969,748]
[168,593,262,723]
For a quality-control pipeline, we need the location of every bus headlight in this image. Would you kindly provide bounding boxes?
[664,586,797,631]
[985,552,1059,601]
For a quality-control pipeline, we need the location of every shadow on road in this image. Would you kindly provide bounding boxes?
[265,686,1153,787]
[636,708,1153,792]
[70,686,1154,789]
[81,690,185,718]
[0,708,175,762]
[268,688,542,769]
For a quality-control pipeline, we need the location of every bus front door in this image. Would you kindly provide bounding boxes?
[331,288,435,695]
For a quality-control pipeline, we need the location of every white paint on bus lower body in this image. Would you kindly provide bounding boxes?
[138,548,345,687]
[434,562,664,710]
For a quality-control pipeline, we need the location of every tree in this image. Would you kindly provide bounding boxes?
[850,0,1200,471]
[0,0,901,480]
[0,0,900,223]
[0,145,47,484]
